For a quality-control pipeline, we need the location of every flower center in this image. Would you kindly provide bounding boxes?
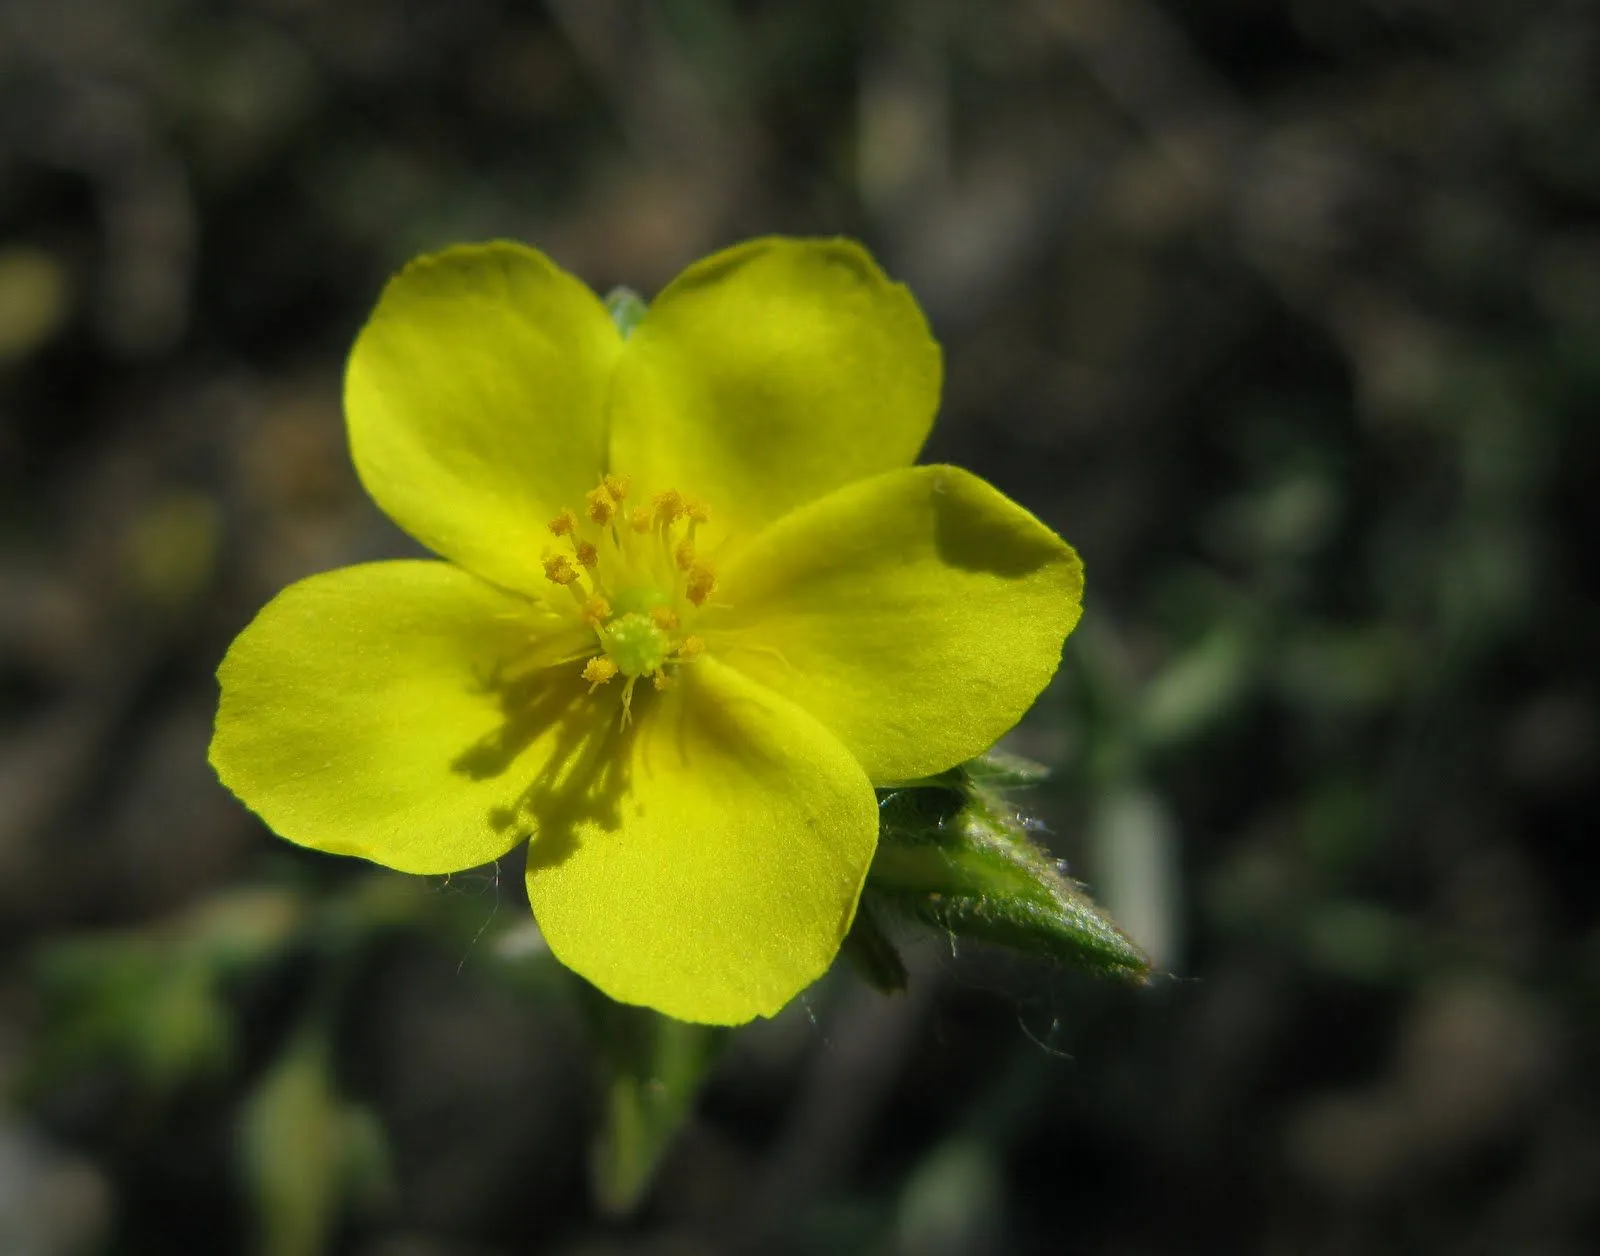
[539,475,715,720]
[603,611,671,678]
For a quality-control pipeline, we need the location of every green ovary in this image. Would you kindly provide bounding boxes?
[602,612,671,678]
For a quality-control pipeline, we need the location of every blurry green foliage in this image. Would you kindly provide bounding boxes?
[26,890,304,1094]
[240,1030,391,1256]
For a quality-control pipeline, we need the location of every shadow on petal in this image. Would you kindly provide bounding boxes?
[931,474,1064,578]
[452,658,636,871]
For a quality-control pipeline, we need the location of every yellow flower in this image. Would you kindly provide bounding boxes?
[209,238,1083,1025]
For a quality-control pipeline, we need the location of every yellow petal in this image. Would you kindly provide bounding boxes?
[708,465,1083,783]
[525,657,878,1025]
[610,238,941,544]
[210,561,598,874]
[345,243,621,595]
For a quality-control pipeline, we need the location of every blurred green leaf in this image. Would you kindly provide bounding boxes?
[122,488,223,611]
[895,1139,1006,1256]
[24,889,308,1094]
[577,984,730,1215]
[187,888,308,969]
[238,1027,389,1256]
[240,1032,340,1256]
[1300,902,1416,984]
[0,244,71,362]
[1088,786,1182,973]
[1137,624,1253,748]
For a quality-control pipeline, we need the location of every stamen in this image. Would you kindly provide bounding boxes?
[543,554,580,586]
[685,562,716,606]
[586,487,616,525]
[652,489,685,525]
[549,481,723,697]
[682,502,707,565]
[582,656,618,689]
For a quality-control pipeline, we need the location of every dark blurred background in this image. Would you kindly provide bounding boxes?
[3,1,1598,1253]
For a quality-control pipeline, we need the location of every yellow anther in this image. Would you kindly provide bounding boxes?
[543,479,724,645]
[652,672,674,691]
[652,489,685,524]
[543,554,580,586]
[685,562,716,606]
[585,487,616,525]
[582,655,619,688]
